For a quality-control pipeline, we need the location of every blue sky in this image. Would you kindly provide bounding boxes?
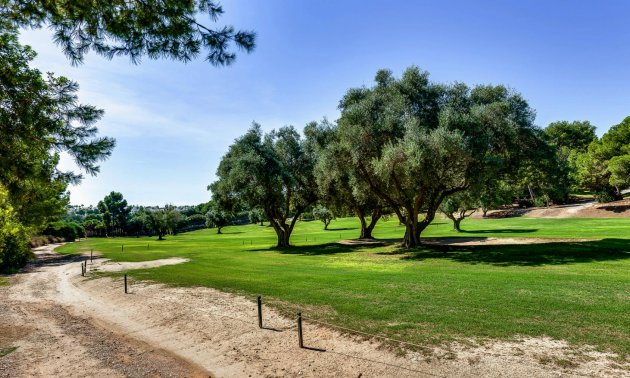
[19,0,630,206]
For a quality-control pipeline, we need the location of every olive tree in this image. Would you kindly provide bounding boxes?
[308,120,384,239]
[440,192,478,232]
[337,67,539,247]
[312,205,334,230]
[209,124,318,248]
[205,208,232,234]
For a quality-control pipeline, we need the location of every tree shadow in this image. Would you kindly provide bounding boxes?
[399,239,630,266]
[459,229,538,234]
[250,242,380,256]
[597,204,630,213]
[325,227,357,231]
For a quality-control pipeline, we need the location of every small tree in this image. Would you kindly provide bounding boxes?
[312,205,335,230]
[248,208,265,226]
[205,209,232,234]
[164,205,182,235]
[97,192,130,235]
[478,180,514,217]
[142,208,167,240]
[440,192,478,232]
[608,155,630,192]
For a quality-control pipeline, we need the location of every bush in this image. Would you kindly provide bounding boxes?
[42,221,85,242]
[1,188,33,273]
[595,191,617,203]
[517,199,534,208]
[0,227,32,273]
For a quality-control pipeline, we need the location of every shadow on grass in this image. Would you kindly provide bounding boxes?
[459,228,538,234]
[251,242,380,256]
[396,238,630,266]
[325,227,357,231]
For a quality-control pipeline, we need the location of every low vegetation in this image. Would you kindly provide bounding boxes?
[58,217,630,356]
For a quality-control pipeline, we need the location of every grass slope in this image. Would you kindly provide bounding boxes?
[57,217,630,356]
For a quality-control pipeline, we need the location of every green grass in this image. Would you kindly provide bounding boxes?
[57,217,630,356]
[0,277,8,286]
[0,347,17,358]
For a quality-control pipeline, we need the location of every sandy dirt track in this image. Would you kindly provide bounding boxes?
[1,244,628,377]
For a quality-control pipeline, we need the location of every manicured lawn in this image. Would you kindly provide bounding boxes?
[57,217,630,356]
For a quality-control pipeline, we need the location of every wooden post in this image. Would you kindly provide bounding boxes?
[90,249,93,263]
[257,296,263,328]
[297,312,303,348]
[81,262,84,277]
[124,274,128,294]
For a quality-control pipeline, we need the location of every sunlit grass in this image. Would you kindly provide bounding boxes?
[57,216,630,356]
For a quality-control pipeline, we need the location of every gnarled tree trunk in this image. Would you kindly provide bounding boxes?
[356,206,382,239]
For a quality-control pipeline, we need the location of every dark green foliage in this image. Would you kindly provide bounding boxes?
[97,192,130,235]
[575,116,630,199]
[42,221,85,242]
[544,121,597,151]
[1,0,256,66]
[0,28,114,233]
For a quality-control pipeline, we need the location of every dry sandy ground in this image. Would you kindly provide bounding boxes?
[1,244,628,377]
[479,198,630,219]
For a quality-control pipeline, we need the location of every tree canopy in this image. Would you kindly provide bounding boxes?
[337,67,541,247]
[1,0,256,65]
[210,123,318,247]
[0,28,115,232]
[97,192,130,235]
[544,121,596,151]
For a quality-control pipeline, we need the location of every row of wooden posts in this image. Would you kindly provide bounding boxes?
[81,261,306,348]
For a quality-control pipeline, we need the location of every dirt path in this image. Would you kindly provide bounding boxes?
[1,245,627,377]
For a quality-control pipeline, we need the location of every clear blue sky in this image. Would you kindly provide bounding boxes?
[19,0,630,206]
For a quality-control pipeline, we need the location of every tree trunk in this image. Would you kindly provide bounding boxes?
[402,222,420,248]
[274,227,291,248]
[453,218,462,232]
[217,227,222,234]
[482,207,488,217]
[269,220,291,248]
[402,207,420,248]
[527,184,536,204]
[356,207,381,239]
[324,220,330,230]
[158,232,163,241]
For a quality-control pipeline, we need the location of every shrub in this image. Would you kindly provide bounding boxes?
[0,188,33,273]
[42,221,85,242]
[595,191,617,203]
